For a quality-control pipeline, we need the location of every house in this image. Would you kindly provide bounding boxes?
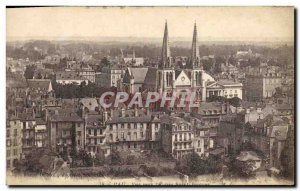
[48,109,85,153]
[161,115,195,159]
[95,65,123,88]
[6,115,23,170]
[84,113,108,157]
[35,118,48,148]
[56,71,89,85]
[105,108,162,152]
[236,151,262,172]
[245,68,282,101]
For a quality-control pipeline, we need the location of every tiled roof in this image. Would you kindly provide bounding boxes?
[80,98,99,111]
[27,79,51,91]
[144,67,157,86]
[56,71,87,81]
[36,118,46,125]
[128,67,149,84]
[236,151,261,161]
[217,80,242,86]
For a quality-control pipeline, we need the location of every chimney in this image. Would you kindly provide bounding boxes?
[134,107,138,117]
[103,110,108,122]
[237,107,243,113]
[121,108,125,117]
[146,107,150,115]
[257,107,262,113]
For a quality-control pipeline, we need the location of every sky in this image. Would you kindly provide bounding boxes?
[6,7,294,41]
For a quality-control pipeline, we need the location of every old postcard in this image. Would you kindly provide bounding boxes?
[6,6,295,186]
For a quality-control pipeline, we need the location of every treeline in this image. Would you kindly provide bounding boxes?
[53,81,117,99]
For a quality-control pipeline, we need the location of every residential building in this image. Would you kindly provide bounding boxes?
[161,114,195,159]
[245,68,282,101]
[85,113,109,157]
[105,108,162,152]
[6,115,23,169]
[48,109,85,153]
[35,118,48,148]
[95,65,123,88]
[56,71,89,85]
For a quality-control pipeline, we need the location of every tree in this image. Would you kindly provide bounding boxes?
[101,57,110,67]
[207,95,227,103]
[110,151,122,165]
[228,97,242,107]
[175,152,221,176]
[24,65,36,79]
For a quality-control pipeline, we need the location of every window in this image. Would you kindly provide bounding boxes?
[155,132,159,139]
[6,130,10,138]
[77,131,82,136]
[128,142,130,148]
[94,129,97,136]
[134,132,137,140]
[175,134,178,141]
[77,123,81,127]
[140,132,144,138]
[13,139,17,146]
[121,132,124,138]
[77,140,81,145]
[88,129,91,135]
[6,140,11,147]
[155,124,158,131]
[13,149,17,156]
[134,143,137,148]
[127,132,131,140]
[7,150,10,157]
[14,129,17,137]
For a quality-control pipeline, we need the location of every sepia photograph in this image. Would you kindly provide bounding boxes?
[5,6,295,186]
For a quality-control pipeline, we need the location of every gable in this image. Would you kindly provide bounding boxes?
[206,82,223,89]
[174,70,191,87]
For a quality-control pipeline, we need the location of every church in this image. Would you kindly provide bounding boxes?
[122,21,242,101]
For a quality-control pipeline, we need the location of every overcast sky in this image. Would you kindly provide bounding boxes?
[6,7,294,41]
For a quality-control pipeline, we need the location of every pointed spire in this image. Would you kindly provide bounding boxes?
[161,20,171,68]
[191,22,200,68]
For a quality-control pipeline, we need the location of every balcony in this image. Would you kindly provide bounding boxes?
[174,147,193,151]
[86,134,105,138]
[174,139,193,143]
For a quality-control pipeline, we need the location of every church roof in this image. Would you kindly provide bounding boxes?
[144,67,157,86]
[129,68,149,83]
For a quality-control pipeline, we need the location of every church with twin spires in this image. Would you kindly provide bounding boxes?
[122,21,242,102]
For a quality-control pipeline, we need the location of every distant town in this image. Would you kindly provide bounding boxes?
[6,21,294,183]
